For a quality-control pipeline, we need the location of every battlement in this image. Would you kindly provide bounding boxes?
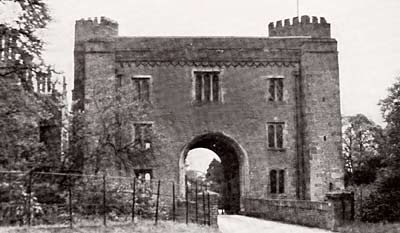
[268,16,331,38]
[76,16,118,26]
[75,16,118,44]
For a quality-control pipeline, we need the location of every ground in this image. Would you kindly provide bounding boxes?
[218,215,332,233]
[0,221,219,233]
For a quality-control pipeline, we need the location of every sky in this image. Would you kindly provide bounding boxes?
[3,0,400,172]
[186,148,220,173]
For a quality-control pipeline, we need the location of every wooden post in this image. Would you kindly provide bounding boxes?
[202,191,206,225]
[155,180,161,225]
[351,191,355,220]
[195,181,198,223]
[360,187,363,218]
[341,196,345,220]
[68,177,73,229]
[172,182,176,222]
[103,174,107,226]
[207,192,211,226]
[27,172,32,226]
[185,175,189,224]
[132,178,136,223]
[8,173,12,206]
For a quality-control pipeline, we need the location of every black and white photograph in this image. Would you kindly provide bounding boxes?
[1,0,400,232]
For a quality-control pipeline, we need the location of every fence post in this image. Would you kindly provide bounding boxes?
[103,174,107,226]
[207,192,211,226]
[69,177,73,229]
[27,172,32,226]
[8,172,12,207]
[195,181,198,223]
[341,196,345,220]
[185,175,189,224]
[132,178,136,223]
[172,182,176,222]
[155,180,161,225]
[202,191,206,225]
[360,187,363,219]
[351,191,355,220]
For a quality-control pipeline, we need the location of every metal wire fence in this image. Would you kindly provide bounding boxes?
[0,171,213,228]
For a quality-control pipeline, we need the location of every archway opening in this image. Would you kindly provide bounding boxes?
[181,133,242,214]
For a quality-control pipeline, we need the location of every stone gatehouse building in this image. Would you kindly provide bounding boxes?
[73,15,344,213]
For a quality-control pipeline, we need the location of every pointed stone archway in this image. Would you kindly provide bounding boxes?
[179,132,249,213]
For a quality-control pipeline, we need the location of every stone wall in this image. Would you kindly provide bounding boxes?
[73,15,344,204]
[243,192,354,231]
[243,198,335,230]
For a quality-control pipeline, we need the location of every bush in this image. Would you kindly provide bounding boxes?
[361,190,400,222]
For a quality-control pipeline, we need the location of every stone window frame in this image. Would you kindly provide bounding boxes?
[269,168,287,195]
[262,75,285,103]
[131,75,152,103]
[191,68,223,105]
[266,121,286,151]
[132,121,154,150]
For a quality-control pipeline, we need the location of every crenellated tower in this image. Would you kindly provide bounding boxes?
[73,17,118,112]
[269,16,343,200]
[268,16,331,38]
[72,17,119,171]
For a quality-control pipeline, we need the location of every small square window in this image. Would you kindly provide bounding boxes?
[133,123,152,150]
[134,169,153,181]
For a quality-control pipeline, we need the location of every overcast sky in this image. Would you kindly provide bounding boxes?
[27,0,400,125]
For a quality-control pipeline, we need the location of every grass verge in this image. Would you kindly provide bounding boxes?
[0,221,220,233]
[339,221,400,233]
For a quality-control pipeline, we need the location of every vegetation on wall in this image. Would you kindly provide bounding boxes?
[0,0,62,172]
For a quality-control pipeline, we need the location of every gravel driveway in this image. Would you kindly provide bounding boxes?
[218,215,333,233]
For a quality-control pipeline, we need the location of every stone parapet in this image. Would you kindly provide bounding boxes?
[269,16,331,38]
[243,196,353,231]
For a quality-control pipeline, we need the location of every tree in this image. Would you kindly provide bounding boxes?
[0,0,61,171]
[205,159,223,193]
[69,77,169,175]
[378,77,400,191]
[0,0,51,78]
[360,78,400,222]
[342,114,383,186]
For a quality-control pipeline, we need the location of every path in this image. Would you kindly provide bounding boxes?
[218,215,333,233]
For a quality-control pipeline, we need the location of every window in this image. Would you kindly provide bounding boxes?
[270,169,285,194]
[134,169,153,181]
[132,76,150,102]
[133,123,152,150]
[194,71,220,103]
[268,78,283,101]
[267,122,284,149]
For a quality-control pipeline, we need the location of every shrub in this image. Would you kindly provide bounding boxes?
[361,190,400,222]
